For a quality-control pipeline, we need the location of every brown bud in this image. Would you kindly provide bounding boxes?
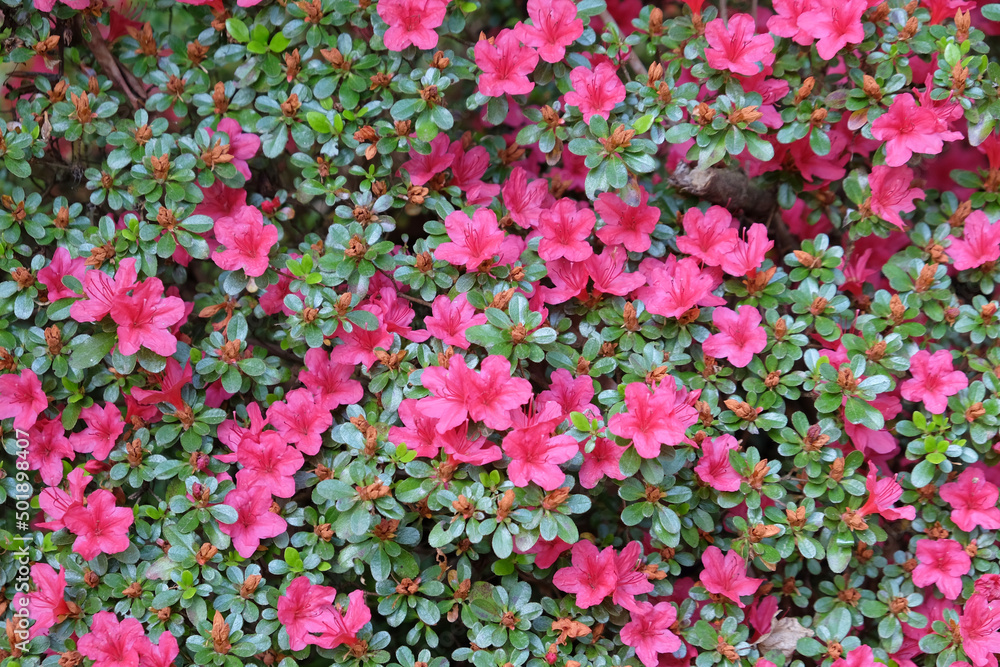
[810,296,829,315]
[794,77,815,104]
[211,611,231,654]
[926,521,950,539]
[314,523,333,541]
[837,366,859,392]
[966,402,986,423]
[728,105,763,125]
[694,101,716,125]
[803,424,830,451]
[420,85,442,105]
[866,340,887,362]
[345,234,368,258]
[126,439,144,467]
[284,48,301,81]
[869,1,890,23]
[794,249,822,268]
[70,92,93,124]
[838,588,861,607]
[11,267,34,290]
[542,487,571,511]
[717,636,739,661]
[45,325,63,356]
[889,597,910,615]
[84,570,100,588]
[786,506,807,527]
[496,489,516,521]
[196,543,219,565]
[59,651,83,667]
[431,50,450,69]
[899,15,919,40]
[187,40,209,65]
[829,457,845,482]
[647,61,664,87]
[749,523,782,543]
[165,75,186,97]
[600,125,635,151]
[357,480,391,501]
[297,0,323,22]
[281,94,301,118]
[747,460,770,489]
[648,6,664,35]
[955,8,971,41]
[810,108,828,126]
[724,399,758,422]
[914,263,938,293]
[509,323,528,344]
[34,34,60,54]
[623,302,640,331]
[862,75,882,102]
[764,371,781,389]
[773,317,788,340]
[240,574,262,599]
[396,577,421,596]
[370,72,394,89]
[490,288,516,310]
[825,642,844,661]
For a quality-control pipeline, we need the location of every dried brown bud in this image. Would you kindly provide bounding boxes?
[729,105,764,125]
[357,480,391,501]
[240,574,262,599]
[211,611,231,654]
[810,296,829,315]
[794,77,815,104]
[914,262,938,293]
[648,6,664,35]
[956,7,971,41]
[70,92,93,124]
[188,40,209,66]
[396,577,420,596]
[837,366,858,392]
[420,85,442,105]
[298,0,323,22]
[899,15,919,40]
[34,34,60,54]
[810,108,828,126]
[431,50,451,69]
[496,489,516,521]
[211,82,229,115]
[889,293,906,324]
[749,523,782,543]
[542,487,571,511]
[866,340,887,362]
[600,125,635,151]
[647,61,664,87]
[694,101,716,125]
[165,75,186,97]
[838,588,861,607]
[725,399,758,422]
[128,23,157,56]
[747,460,770,489]
[11,267,34,290]
[786,506,807,527]
[862,75,882,102]
[764,371,781,389]
[830,457,846,482]
[869,1,890,23]
[126,439,144,467]
[285,48,301,81]
[314,523,334,540]
[281,94,301,118]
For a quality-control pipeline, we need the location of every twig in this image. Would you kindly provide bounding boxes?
[76,15,146,110]
[669,162,777,223]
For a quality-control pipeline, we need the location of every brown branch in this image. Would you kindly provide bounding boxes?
[669,162,777,224]
[76,15,146,110]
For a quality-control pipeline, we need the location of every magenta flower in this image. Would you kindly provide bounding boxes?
[620,601,682,667]
[298,348,364,410]
[702,305,768,368]
[553,540,618,608]
[612,541,654,610]
[77,612,146,667]
[799,0,866,60]
[694,434,742,492]
[137,630,178,667]
[218,483,287,557]
[37,468,91,532]
[70,403,125,461]
[900,349,968,414]
[401,134,453,186]
[939,468,1000,533]
[564,62,626,123]
[520,536,573,569]
[33,0,88,11]
[502,166,550,228]
[328,306,394,370]
[519,0,584,63]
[699,546,765,608]
[721,223,774,277]
[676,205,739,267]
[130,357,191,410]
[586,247,647,295]
[277,576,339,651]
[830,645,877,667]
[209,118,261,180]
[37,247,86,302]
[65,489,134,560]
[866,165,925,230]
[852,463,916,525]
[871,94,963,167]
[475,29,539,97]
[0,368,49,431]
[537,368,598,420]
[609,379,698,458]
[109,277,186,357]
[766,0,814,45]
[912,538,971,600]
[27,418,73,486]
[419,356,482,432]
[947,211,1000,271]
[389,398,443,458]
[960,594,1000,667]
[378,0,449,51]
[424,293,488,349]
[537,198,596,262]
[466,354,534,431]
[440,424,503,465]
[26,564,73,639]
[236,431,305,498]
[307,589,371,650]
[70,258,139,323]
[435,207,507,271]
[594,189,660,253]
[703,14,775,76]
[213,205,278,277]
[638,255,725,319]
[503,406,578,490]
[267,387,333,455]
[578,437,626,489]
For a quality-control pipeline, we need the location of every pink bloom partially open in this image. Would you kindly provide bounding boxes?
[694,434,742,492]
[700,546,765,608]
[218,483,287,557]
[900,349,968,414]
[960,594,1000,667]
[621,601,682,667]
[867,165,925,230]
[0,368,48,431]
[519,0,583,63]
[871,94,963,167]
[947,211,1000,271]
[475,29,539,97]
[213,205,278,277]
[553,540,617,608]
[37,247,86,302]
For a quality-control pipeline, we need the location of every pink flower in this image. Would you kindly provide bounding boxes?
[637,255,725,319]
[435,207,508,271]
[236,431,305,498]
[537,368,598,420]
[721,223,773,277]
[799,0,866,60]
[620,602,682,667]
[65,489,134,560]
[519,0,584,62]
[700,546,765,608]
[831,645,877,667]
[578,437,626,489]
[26,564,73,639]
[520,536,573,568]
[844,394,902,457]
[947,211,1000,271]
[939,468,1000,533]
[298,348,364,410]
[871,94,963,167]
[503,404,578,490]
[852,463,916,525]
[676,206,739,266]
[595,190,660,253]
[900,349,968,414]
[307,589,371,650]
[209,118,261,180]
[277,577,339,651]
[401,134,453,186]
[702,305,767,368]
[70,258,139,323]
[424,293,488,349]
[0,368,48,431]
[502,166,550,228]
[612,541,655,610]
[912,538,971,600]
[130,357,191,410]
[609,379,699,458]
[109,277,186,357]
[213,205,277,277]
[37,468,91,532]
[766,0,814,45]
[694,434,742,492]
[27,418,73,486]
[389,398,443,457]
[587,247,647,295]
[328,306,394,370]
[419,357,482,432]
[564,62,626,123]
[441,424,503,465]
[960,594,1000,667]
[37,247,86,302]
[77,612,146,667]
[553,540,618,608]
[218,483,287,557]
[378,0,449,51]
[70,403,125,461]
[977,575,1000,602]
[195,180,248,220]
[537,198,596,262]
[268,387,333,455]
[137,630,178,667]
[475,29,539,97]
[466,354,534,430]
[704,14,775,76]
[33,0,88,11]
[866,165,925,230]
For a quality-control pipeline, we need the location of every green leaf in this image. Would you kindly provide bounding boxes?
[70,333,117,370]
[844,397,884,430]
[306,112,332,134]
[226,18,250,43]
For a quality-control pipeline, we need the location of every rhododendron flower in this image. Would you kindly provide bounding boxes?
[766,0,814,45]
[70,258,139,323]
[594,190,660,253]
[213,205,278,277]
[609,379,698,458]
[65,489,134,560]
[960,594,1000,667]
[37,247,86,302]
[378,0,449,51]
[503,166,550,228]
[537,198,596,262]
[0,368,48,431]
[307,589,371,650]
[268,387,333,455]
[435,207,508,270]
[844,394,902,457]
[71,403,125,460]
[620,601,682,667]
[939,468,1000,532]
[424,293,489,349]
[578,437,626,488]
[702,305,767,368]
[866,165,925,230]
[871,94,963,167]
[298,348,364,410]
[947,211,1000,271]
[676,205,738,266]
[467,354,534,430]
[976,575,1000,602]
[553,540,617,608]
[699,546,765,608]
[721,223,773,277]
[130,357,192,410]
[219,484,287,557]
[831,645,877,667]
[537,368,598,419]
[328,306,394,370]
[138,630,179,667]
[236,431,305,498]
[277,576,339,651]
[638,255,725,319]
[612,541,654,610]
[900,349,968,414]
[847,464,916,528]
[109,277,186,357]
[518,536,572,569]
[564,62,626,122]
[694,434,742,492]
[519,0,583,63]
[440,424,503,465]
[419,357,481,432]
[77,611,146,667]
[475,29,539,97]
[27,418,73,486]
[799,0,866,60]
[209,118,261,180]
[389,398,443,457]
[703,14,775,76]
[37,468,92,532]
[912,538,971,600]
[503,404,578,489]
[401,134,453,186]
[27,564,74,639]
[587,248,647,296]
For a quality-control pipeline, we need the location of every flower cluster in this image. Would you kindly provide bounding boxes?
[3,0,1000,667]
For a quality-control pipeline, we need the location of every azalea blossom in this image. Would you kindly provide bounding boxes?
[502,403,578,489]
[578,437,626,489]
[703,14,775,76]
[871,94,963,167]
[208,118,261,180]
[844,463,916,529]
[70,402,125,461]
[900,349,968,414]
[109,277,186,356]
[947,211,1000,271]
[702,305,768,368]
[609,379,698,458]
[537,198,596,262]
[519,0,583,63]
[0,368,49,431]
[37,246,86,302]
[694,434,742,492]
[564,62,627,123]
[620,601,682,667]
[676,205,738,266]
[766,0,814,45]
[594,189,660,253]
[475,29,539,97]
[401,134,454,186]
[298,348,364,410]
[77,612,147,667]
[611,541,655,610]
[277,576,340,651]
[939,468,1000,533]
[65,489,135,560]
[218,483,287,557]
[721,223,774,277]
[912,538,971,600]
[959,594,1000,667]
[798,0,866,60]
[866,165,925,230]
[213,205,278,277]
[435,207,508,271]
[70,258,139,323]
[502,166,550,228]
[638,255,725,319]
[27,563,75,639]
[267,387,333,455]
[700,546,765,608]
[27,418,74,486]
[236,431,305,498]
[424,293,489,349]
[553,540,618,608]
[378,0,449,51]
